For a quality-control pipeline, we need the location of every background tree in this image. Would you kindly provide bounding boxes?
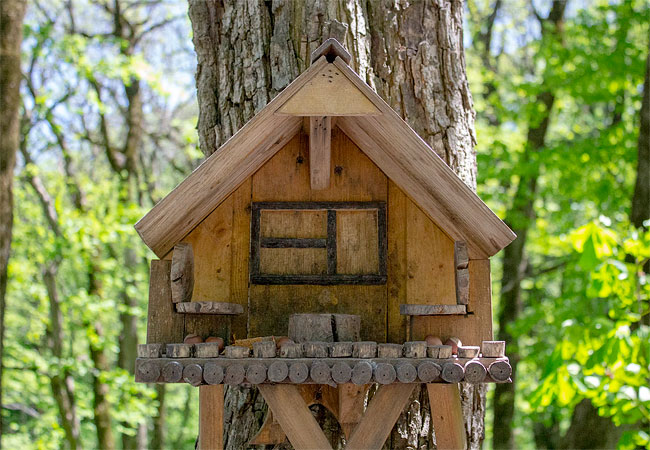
[0,1,28,448]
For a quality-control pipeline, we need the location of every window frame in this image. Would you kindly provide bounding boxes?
[250,201,387,285]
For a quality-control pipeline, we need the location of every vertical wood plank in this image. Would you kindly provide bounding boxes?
[309,116,332,190]
[199,385,224,450]
[184,195,235,340]
[469,259,493,342]
[387,181,407,343]
[146,260,184,344]
[258,384,333,450]
[229,179,252,339]
[345,383,416,450]
[338,383,369,439]
[427,384,467,450]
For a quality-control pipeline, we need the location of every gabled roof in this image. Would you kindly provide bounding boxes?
[135,55,515,259]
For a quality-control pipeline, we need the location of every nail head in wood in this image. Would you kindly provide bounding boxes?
[166,343,192,358]
[137,360,160,382]
[162,361,183,382]
[310,38,352,64]
[138,343,164,358]
[481,341,506,358]
[224,345,250,359]
[457,346,480,359]
[351,361,372,385]
[417,361,441,382]
[246,364,268,384]
[488,360,512,382]
[289,362,309,383]
[374,363,397,384]
[203,362,224,384]
[225,364,246,385]
[268,361,289,383]
[183,363,203,386]
[253,340,277,358]
[331,362,352,384]
[302,341,329,358]
[403,341,427,358]
[330,342,353,358]
[441,362,465,383]
[464,361,487,383]
[352,341,377,358]
[396,362,417,383]
[195,342,221,358]
[377,343,402,358]
[279,342,303,358]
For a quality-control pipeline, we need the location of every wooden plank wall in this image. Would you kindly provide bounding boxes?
[180,127,493,345]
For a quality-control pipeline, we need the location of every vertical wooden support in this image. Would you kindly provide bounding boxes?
[427,384,467,450]
[258,384,333,450]
[146,259,184,344]
[199,385,224,450]
[346,383,416,450]
[309,116,332,190]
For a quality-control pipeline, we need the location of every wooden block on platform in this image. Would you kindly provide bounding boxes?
[166,343,192,358]
[330,342,353,358]
[457,346,480,358]
[481,340,506,358]
[352,341,377,358]
[176,301,243,315]
[253,340,277,358]
[403,341,427,358]
[195,343,221,358]
[224,346,250,358]
[138,343,164,358]
[399,304,467,316]
[378,343,402,358]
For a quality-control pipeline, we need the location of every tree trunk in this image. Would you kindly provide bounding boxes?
[492,3,566,448]
[188,0,482,447]
[0,0,27,446]
[631,42,649,231]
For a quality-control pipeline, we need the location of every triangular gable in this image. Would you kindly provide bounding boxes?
[136,56,515,259]
[277,63,380,116]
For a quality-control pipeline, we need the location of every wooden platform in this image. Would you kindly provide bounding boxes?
[135,355,511,385]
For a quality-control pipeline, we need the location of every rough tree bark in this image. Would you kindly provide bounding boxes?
[0,0,27,446]
[188,1,482,448]
[492,3,566,449]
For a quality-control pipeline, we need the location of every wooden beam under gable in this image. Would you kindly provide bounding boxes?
[309,116,332,190]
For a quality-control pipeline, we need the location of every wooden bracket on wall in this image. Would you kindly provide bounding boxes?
[309,116,332,190]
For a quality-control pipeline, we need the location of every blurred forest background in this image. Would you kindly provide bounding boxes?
[0,0,648,449]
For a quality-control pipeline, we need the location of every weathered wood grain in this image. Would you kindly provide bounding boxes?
[302,342,329,358]
[377,343,402,358]
[374,363,396,384]
[171,242,194,303]
[176,301,243,315]
[352,341,377,358]
[330,342,353,358]
[253,341,277,358]
[246,364,267,384]
[457,346,480,359]
[396,362,417,383]
[331,361,352,384]
[223,346,249,359]
[427,384,467,450]
[268,361,289,383]
[183,363,203,386]
[309,116,332,190]
[138,343,164,358]
[310,361,331,384]
[258,385,333,450]
[289,362,309,384]
[351,361,372,385]
[400,304,467,316]
[346,384,416,450]
[488,360,512,382]
[146,260,184,345]
[199,385,223,450]
[203,362,224,385]
[441,362,464,383]
[403,341,427,358]
[417,361,441,383]
[481,340,506,358]
[464,360,487,383]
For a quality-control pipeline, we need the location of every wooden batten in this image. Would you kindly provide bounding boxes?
[309,116,332,190]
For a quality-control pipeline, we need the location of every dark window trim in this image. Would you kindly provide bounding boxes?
[250,201,387,285]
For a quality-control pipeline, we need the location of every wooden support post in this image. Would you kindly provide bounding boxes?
[258,384,333,450]
[199,385,223,450]
[346,383,416,450]
[427,384,467,450]
[309,116,332,190]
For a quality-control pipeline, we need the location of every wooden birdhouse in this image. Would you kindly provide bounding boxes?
[134,40,516,450]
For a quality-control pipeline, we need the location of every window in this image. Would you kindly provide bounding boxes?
[250,202,387,285]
